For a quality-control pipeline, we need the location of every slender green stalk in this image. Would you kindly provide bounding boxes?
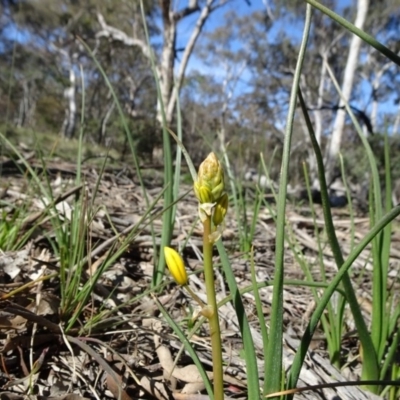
[250,247,269,392]
[377,131,393,362]
[302,163,341,367]
[265,5,312,397]
[202,217,224,400]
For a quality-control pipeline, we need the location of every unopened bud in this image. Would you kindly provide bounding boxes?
[213,193,228,226]
[164,247,188,286]
[194,152,225,204]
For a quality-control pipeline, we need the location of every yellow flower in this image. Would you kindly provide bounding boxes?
[164,247,188,286]
[194,152,225,204]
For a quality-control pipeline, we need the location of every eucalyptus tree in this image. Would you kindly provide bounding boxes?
[96,0,234,129]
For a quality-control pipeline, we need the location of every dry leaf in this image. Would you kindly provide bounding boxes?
[0,248,30,279]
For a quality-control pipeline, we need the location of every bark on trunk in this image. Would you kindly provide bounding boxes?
[17,80,36,128]
[158,1,176,125]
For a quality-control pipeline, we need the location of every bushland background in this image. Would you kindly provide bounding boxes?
[1,0,400,190]
[2,2,400,399]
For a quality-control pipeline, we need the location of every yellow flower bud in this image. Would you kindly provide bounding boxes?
[213,193,228,226]
[164,247,188,286]
[194,152,225,204]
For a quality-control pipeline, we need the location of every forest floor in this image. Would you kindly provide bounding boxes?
[0,150,399,400]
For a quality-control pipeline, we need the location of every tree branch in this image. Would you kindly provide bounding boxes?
[96,12,151,60]
[166,0,216,122]
[173,0,200,22]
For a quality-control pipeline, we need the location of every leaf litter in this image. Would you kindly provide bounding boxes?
[0,152,398,399]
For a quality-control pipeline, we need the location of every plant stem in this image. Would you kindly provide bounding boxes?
[203,216,224,400]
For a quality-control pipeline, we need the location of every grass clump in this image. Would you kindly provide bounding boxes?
[2,1,400,399]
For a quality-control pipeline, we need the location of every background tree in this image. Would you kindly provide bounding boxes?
[96,0,232,128]
[1,0,157,141]
[0,0,399,187]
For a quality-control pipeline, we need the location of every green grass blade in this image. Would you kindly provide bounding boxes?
[302,162,340,366]
[249,248,269,393]
[339,154,356,250]
[288,89,385,393]
[217,240,260,400]
[76,64,85,186]
[265,5,312,397]
[172,91,183,225]
[378,131,393,361]
[381,329,400,381]
[325,62,386,370]
[221,149,247,252]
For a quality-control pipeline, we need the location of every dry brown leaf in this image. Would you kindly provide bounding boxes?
[26,293,59,316]
[140,376,171,400]
[105,371,133,400]
[0,248,30,279]
[156,344,210,395]
[4,303,61,333]
[43,395,91,400]
[157,345,209,384]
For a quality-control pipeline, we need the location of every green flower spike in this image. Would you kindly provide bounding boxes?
[164,246,188,286]
[194,152,225,204]
[193,152,226,400]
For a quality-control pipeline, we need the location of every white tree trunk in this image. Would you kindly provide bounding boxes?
[61,66,77,139]
[17,80,36,128]
[53,44,78,139]
[326,0,369,182]
[158,8,176,126]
